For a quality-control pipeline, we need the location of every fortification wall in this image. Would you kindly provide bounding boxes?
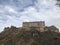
[22,21,59,32]
[22,21,45,32]
[23,21,45,27]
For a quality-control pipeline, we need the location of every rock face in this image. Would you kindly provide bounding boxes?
[0,21,59,45]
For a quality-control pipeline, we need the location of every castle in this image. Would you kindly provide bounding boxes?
[22,21,59,32]
[4,21,59,32]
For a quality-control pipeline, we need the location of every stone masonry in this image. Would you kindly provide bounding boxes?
[23,21,45,32]
[22,21,59,32]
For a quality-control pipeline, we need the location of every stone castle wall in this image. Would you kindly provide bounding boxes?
[22,21,59,32]
[22,21,45,32]
[4,21,59,32]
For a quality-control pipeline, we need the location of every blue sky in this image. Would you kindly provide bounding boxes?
[0,0,60,32]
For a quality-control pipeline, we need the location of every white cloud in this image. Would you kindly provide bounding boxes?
[18,0,60,30]
[0,0,60,32]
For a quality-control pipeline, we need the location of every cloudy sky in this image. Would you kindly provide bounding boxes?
[0,0,60,32]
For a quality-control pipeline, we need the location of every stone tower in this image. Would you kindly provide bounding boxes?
[22,21,45,32]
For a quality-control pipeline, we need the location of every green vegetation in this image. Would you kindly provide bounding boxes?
[0,26,60,45]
